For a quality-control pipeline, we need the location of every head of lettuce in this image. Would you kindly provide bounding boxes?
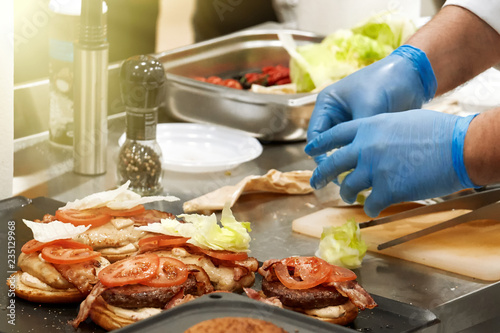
[288,12,416,92]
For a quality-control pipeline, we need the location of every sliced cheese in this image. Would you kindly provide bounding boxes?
[99,243,138,255]
[20,272,68,292]
[110,217,134,230]
[155,248,251,291]
[304,304,347,319]
[105,303,162,321]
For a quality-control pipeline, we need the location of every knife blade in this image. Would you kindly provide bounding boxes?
[376,200,500,250]
[358,187,500,229]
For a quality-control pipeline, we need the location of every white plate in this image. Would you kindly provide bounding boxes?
[118,123,263,173]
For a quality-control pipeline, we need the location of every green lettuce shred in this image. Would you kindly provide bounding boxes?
[160,202,252,252]
[337,170,370,205]
[289,12,416,92]
[316,218,367,269]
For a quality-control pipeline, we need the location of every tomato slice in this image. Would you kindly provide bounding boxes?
[21,239,89,254]
[41,243,100,264]
[98,205,145,217]
[55,208,111,228]
[283,257,330,280]
[159,236,190,247]
[138,235,190,252]
[21,239,47,254]
[22,239,65,254]
[274,257,334,290]
[326,264,357,283]
[196,247,248,261]
[274,263,317,290]
[98,253,160,287]
[48,239,93,250]
[141,257,188,287]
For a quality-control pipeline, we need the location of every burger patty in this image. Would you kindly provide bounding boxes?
[101,275,198,308]
[261,279,349,309]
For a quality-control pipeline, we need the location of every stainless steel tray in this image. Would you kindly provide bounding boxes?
[155,29,322,142]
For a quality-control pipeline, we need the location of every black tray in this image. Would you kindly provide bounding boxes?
[116,292,353,333]
[0,197,439,333]
[114,291,438,333]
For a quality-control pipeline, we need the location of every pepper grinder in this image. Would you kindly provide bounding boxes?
[117,55,166,195]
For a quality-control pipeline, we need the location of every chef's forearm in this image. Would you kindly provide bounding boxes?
[406,5,500,96]
[463,108,500,186]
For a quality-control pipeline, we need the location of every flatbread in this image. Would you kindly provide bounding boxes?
[183,169,313,213]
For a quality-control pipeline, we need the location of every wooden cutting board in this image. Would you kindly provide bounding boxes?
[292,205,500,281]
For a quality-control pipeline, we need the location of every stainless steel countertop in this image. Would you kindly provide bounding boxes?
[13,114,500,333]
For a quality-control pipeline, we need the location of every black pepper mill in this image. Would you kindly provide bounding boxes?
[118,55,166,195]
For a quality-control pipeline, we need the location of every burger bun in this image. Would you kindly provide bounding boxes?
[89,297,137,331]
[296,300,359,326]
[7,271,85,303]
[185,317,288,333]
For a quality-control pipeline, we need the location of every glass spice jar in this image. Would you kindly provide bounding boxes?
[117,55,166,195]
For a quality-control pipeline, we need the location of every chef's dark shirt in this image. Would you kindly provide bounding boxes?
[192,0,279,42]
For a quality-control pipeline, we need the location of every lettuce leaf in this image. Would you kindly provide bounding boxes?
[323,30,393,66]
[23,219,90,243]
[289,12,416,92]
[60,180,179,211]
[290,37,357,92]
[137,202,252,252]
[352,12,416,49]
[315,218,367,269]
[337,170,371,205]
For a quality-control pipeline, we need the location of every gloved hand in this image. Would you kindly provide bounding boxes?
[305,110,479,217]
[307,45,437,164]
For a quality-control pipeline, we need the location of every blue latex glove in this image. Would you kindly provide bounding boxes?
[305,110,479,217]
[307,45,437,165]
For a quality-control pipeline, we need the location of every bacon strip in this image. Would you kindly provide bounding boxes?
[234,257,259,272]
[233,266,249,281]
[53,259,101,294]
[70,282,108,328]
[257,259,281,282]
[145,246,259,285]
[331,280,377,310]
[244,288,283,308]
[164,292,196,310]
[205,256,258,270]
[186,264,214,294]
[258,258,377,310]
[259,259,281,272]
[35,214,57,223]
[207,256,258,282]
